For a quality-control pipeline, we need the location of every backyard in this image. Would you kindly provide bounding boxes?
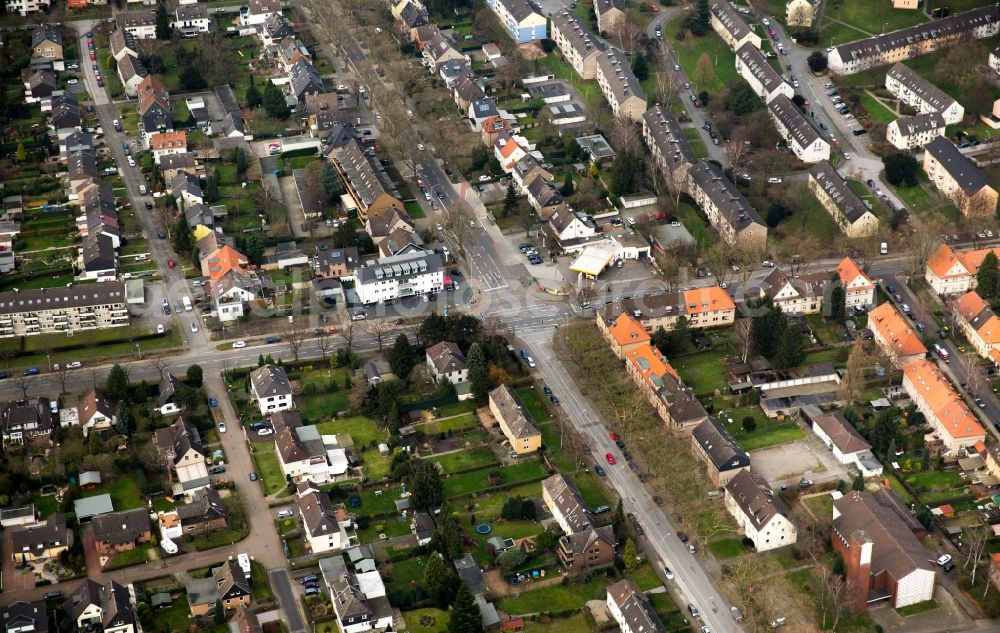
[663,15,738,94]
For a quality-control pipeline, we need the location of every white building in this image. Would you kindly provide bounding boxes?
[768,95,830,163]
[355,251,444,305]
[249,365,294,415]
[886,112,946,150]
[0,282,128,338]
[116,10,158,39]
[483,0,546,44]
[276,423,349,484]
[425,341,468,386]
[804,410,883,478]
[606,579,666,633]
[836,257,876,308]
[724,470,797,552]
[885,63,964,125]
[736,43,794,104]
[299,491,353,554]
[709,0,760,52]
[6,0,49,15]
[242,0,281,26]
[172,5,211,36]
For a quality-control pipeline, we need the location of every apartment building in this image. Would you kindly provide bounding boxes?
[541,474,614,570]
[551,9,605,80]
[758,267,825,315]
[923,137,998,216]
[0,282,127,338]
[868,302,927,367]
[6,0,50,16]
[150,131,187,164]
[886,112,946,150]
[724,470,797,552]
[354,250,444,305]
[642,105,698,188]
[709,1,761,51]
[606,579,666,633]
[925,243,1000,295]
[736,43,794,104]
[688,161,767,249]
[489,384,542,455]
[836,257,876,308]
[624,343,708,432]
[597,310,651,359]
[828,5,1000,75]
[952,291,1000,365]
[331,140,403,222]
[594,0,626,33]
[807,161,879,237]
[903,359,986,453]
[691,418,750,487]
[116,10,158,39]
[768,95,830,163]
[885,63,964,124]
[595,47,647,122]
[484,0,546,43]
[618,286,736,332]
[832,490,935,613]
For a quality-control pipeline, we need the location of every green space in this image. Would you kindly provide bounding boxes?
[251,443,289,496]
[442,459,548,498]
[141,597,192,633]
[803,493,834,520]
[855,90,896,126]
[820,0,926,38]
[672,200,718,249]
[516,386,552,422]
[351,486,405,517]
[31,495,59,518]
[436,400,478,417]
[87,474,144,510]
[106,544,152,570]
[663,15,738,94]
[249,561,274,602]
[429,446,498,473]
[572,470,611,508]
[361,449,392,480]
[402,608,449,633]
[422,412,479,435]
[356,516,412,542]
[300,391,350,420]
[315,415,388,447]
[527,613,593,632]
[905,470,963,489]
[733,419,806,451]
[672,341,735,397]
[628,563,663,591]
[497,572,617,615]
[404,200,427,219]
[816,20,869,50]
[896,600,939,616]
[708,537,745,559]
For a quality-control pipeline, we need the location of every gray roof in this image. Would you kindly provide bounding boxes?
[2,600,49,633]
[725,469,789,530]
[892,112,945,137]
[691,419,750,473]
[710,0,754,42]
[886,63,958,113]
[176,487,227,525]
[607,579,666,633]
[367,208,413,238]
[834,5,1000,68]
[11,513,67,556]
[808,160,872,224]
[803,409,871,455]
[596,47,646,104]
[317,246,363,272]
[31,23,62,48]
[117,54,147,84]
[333,139,397,208]
[0,281,125,315]
[66,579,103,623]
[594,0,625,17]
[689,161,765,233]
[298,490,342,537]
[103,581,135,631]
[116,9,156,28]
[737,42,787,95]
[79,471,102,487]
[290,59,325,100]
[453,553,487,596]
[250,364,292,398]
[925,136,989,195]
[452,76,486,103]
[154,417,207,465]
[643,105,697,169]
[1,398,54,440]
[832,490,932,581]
[561,524,614,555]
[496,0,542,23]
[356,250,442,286]
[215,559,251,601]
[552,9,604,61]
[426,341,467,375]
[426,32,460,63]
[542,473,594,534]
[109,28,137,59]
[769,94,821,151]
[174,4,207,20]
[489,384,540,440]
[74,494,114,519]
[91,508,150,547]
[398,0,428,28]
[215,84,241,115]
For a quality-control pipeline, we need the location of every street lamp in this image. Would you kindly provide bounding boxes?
[135,344,142,360]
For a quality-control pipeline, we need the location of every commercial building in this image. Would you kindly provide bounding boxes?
[832,490,935,612]
[724,470,797,552]
[688,161,767,249]
[736,43,793,104]
[828,6,1000,75]
[0,282,127,338]
[886,112,946,150]
[885,63,964,124]
[768,95,830,163]
[354,250,444,305]
[922,137,998,216]
[807,161,879,237]
[802,410,882,478]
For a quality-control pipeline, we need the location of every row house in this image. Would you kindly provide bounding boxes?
[642,105,698,189]
[868,301,927,367]
[922,137,998,217]
[624,343,709,432]
[807,161,879,237]
[331,139,403,222]
[902,359,986,454]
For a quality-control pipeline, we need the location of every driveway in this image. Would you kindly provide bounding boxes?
[1,533,36,593]
[279,175,310,239]
[81,533,103,578]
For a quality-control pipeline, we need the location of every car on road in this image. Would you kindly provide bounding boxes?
[278,510,294,519]
[663,566,673,580]
[975,397,986,409]
[266,335,281,344]
[525,355,536,368]
[543,386,553,395]
[90,51,96,60]
[943,561,956,572]
[249,472,258,481]
[218,422,227,433]
[145,201,153,209]
[210,465,226,475]
[605,452,617,465]
[549,395,560,405]
[673,64,680,71]
[67,361,82,369]
[594,465,605,476]
[209,396,218,407]
[67,78,78,84]
[0,371,12,380]
[167,259,176,268]
[799,478,814,488]
[127,156,136,167]
[233,340,247,348]
[449,269,463,277]
[436,191,445,200]
[190,321,199,333]
[609,431,620,441]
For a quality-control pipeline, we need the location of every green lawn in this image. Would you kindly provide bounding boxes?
[733,421,806,452]
[252,444,289,496]
[803,493,834,520]
[356,516,413,543]
[403,608,449,633]
[404,200,427,219]
[629,563,663,591]
[572,470,611,508]
[31,495,59,518]
[708,537,745,559]
[820,0,926,39]
[300,391,350,419]
[855,90,896,126]
[672,200,718,249]
[316,416,388,447]
[106,544,151,569]
[672,345,735,397]
[350,486,405,517]
[142,598,192,633]
[905,470,963,490]
[422,413,479,435]
[816,19,869,49]
[436,400,478,417]
[896,600,938,617]
[87,475,144,510]
[496,573,616,615]
[362,449,392,481]
[516,387,552,422]
[442,460,548,498]
[664,14,737,94]
[429,446,498,473]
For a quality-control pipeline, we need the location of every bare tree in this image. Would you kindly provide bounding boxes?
[813,565,859,631]
[342,319,357,353]
[365,319,392,351]
[53,365,70,395]
[964,525,989,586]
[963,350,987,397]
[734,318,753,362]
[902,223,939,278]
[152,358,171,382]
[12,375,32,399]
[606,19,643,52]
[281,321,309,363]
[610,113,642,156]
[840,340,869,403]
[316,327,334,360]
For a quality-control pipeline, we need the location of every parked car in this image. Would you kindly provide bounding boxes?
[278,510,294,519]
[22,368,39,376]
[66,361,82,369]
[594,465,606,476]
[217,422,226,433]
[249,472,258,481]
[233,340,247,348]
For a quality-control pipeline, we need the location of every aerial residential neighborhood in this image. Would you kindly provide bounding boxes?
[7,0,1000,632]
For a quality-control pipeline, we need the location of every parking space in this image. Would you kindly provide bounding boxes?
[750,431,849,488]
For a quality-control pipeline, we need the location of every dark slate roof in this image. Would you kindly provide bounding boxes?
[250,364,292,397]
[426,341,467,375]
[607,579,666,633]
[11,513,66,556]
[1,600,49,633]
[832,490,932,581]
[691,419,750,473]
[768,94,822,151]
[489,384,540,440]
[298,490,341,537]
[0,282,125,315]
[542,473,594,534]
[643,105,697,169]
[925,136,990,194]
[31,23,63,48]
[176,487,227,525]
[103,581,135,631]
[91,508,150,547]
[81,233,116,272]
[893,112,945,137]
[65,579,103,624]
[808,160,872,224]
[724,470,789,530]
[154,417,207,464]
[689,161,765,233]
[886,63,957,112]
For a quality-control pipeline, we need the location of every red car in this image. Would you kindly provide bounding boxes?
[167,259,176,269]
[605,452,617,465]
[609,431,620,441]
[90,52,96,61]
[693,99,702,108]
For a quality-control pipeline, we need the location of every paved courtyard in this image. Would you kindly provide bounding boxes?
[749,425,850,488]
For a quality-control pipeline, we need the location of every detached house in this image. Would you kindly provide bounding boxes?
[299,490,353,554]
[836,257,876,308]
[803,409,882,478]
[157,374,185,415]
[250,365,294,415]
[489,384,542,455]
[79,388,117,437]
[0,398,54,448]
[91,508,152,556]
[186,561,251,617]
[606,579,666,633]
[174,487,228,535]
[541,474,615,570]
[10,513,68,563]
[0,601,49,633]
[154,417,210,493]
[724,469,797,552]
[425,341,469,387]
[32,24,64,60]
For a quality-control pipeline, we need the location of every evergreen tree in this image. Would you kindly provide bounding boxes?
[186,364,203,388]
[387,334,416,378]
[448,584,483,633]
[502,182,518,216]
[179,65,206,90]
[631,55,649,81]
[155,2,172,40]
[467,343,489,404]
[245,76,262,109]
[749,297,787,359]
[870,409,897,455]
[172,214,193,255]
[742,416,757,433]
[886,437,897,459]
[15,142,26,162]
[439,513,463,560]
[773,328,806,369]
[611,500,626,543]
[977,252,998,299]
[921,449,931,472]
[422,554,450,608]
[115,400,134,435]
[830,285,846,323]
[560,172,574,197]
[234,146,249,180]
[916,507,934,532]
[851,472,865,491]
[623,537,638,572]
[204,175,219,203]
[409,459,443,511]
[213,601,224,625]
[105,364,129,400]
[696,0,710,28]
[262,81,290,119]
[435,376,456,399]
[609,151,644,196]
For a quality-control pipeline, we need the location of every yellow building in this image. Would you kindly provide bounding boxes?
[923,137,999,217]
[489,384,542,455]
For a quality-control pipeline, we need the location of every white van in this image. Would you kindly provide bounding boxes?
[139,184,147,195]
[880,242,888,255]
